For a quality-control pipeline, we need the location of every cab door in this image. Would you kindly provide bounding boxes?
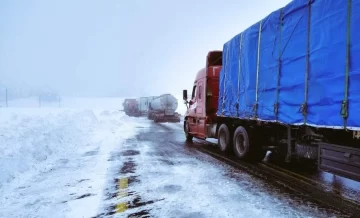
[196,80,206,138]
[188,85,198,134]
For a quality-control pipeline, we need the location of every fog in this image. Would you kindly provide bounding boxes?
[0,0,290,98]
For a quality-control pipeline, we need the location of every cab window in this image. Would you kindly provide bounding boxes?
[198,85,202,101]
[191,85,197,100]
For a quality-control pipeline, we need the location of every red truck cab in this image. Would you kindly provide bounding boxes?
[183,51,222,140]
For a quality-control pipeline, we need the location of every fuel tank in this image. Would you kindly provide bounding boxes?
[149,94,178,115]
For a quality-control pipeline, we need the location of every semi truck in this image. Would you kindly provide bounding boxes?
[148,94,181,123]
[136,96,157,116]
[183,0,360,181]
[122,99,140,116]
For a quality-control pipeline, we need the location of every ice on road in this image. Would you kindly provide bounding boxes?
[94,122,346,218]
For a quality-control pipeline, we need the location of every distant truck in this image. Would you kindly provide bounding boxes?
[136,96,157,116]
[183,0,360,181]
[122,99,140,116]
[148,94,181,123]
[123,95,181,123]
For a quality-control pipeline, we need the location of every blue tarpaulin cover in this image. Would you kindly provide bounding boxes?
[217,0,360,130]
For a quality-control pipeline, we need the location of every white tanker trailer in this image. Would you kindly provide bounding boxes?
[147,94,180,123]
[136,96,157,116]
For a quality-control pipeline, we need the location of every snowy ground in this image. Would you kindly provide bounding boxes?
[0,97,352,218]
[0,95,186,218]
[0,105,146,218]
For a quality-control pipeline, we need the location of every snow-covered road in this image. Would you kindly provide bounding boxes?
[94,122,349,218]
[0,107,354,218]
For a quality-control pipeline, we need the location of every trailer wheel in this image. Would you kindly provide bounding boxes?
[184,120,193,141]
[233,126,250,159]
[233,126,267,161]
[218,124,232,153]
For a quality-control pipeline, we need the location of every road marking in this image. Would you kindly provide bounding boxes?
[118,178,128,189]
[115,178,128,213]
[116,203,127,213]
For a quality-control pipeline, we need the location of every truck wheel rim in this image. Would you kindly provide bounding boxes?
[235,134,245,155]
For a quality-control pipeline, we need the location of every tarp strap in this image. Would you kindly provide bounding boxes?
[302,0,311,123]
[275,8,284,120]
[237,33,244,117]
[341,0,352,128]
[222,45,229,115]
[255,20,263,117]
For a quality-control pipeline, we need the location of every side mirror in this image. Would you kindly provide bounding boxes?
[183,90,188,101]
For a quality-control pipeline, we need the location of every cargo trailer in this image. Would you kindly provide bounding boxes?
[183,0,360,181]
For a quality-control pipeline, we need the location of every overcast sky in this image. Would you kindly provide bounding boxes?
[0,0,290,97]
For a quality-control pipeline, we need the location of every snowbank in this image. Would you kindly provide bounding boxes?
[0,109,99,188]
[0,106,146,218]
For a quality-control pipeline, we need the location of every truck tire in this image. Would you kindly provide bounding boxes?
[184,120,193,141]
[233,126,250,159]
[218,124,232,153]
[233,126,267,161]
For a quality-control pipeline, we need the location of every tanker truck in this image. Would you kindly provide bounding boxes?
[182,0,360,181]
[148,94,181,123]
[122,99,140,117]
[136,96,157,116]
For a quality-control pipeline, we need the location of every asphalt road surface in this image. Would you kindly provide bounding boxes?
[93,119,358,218]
